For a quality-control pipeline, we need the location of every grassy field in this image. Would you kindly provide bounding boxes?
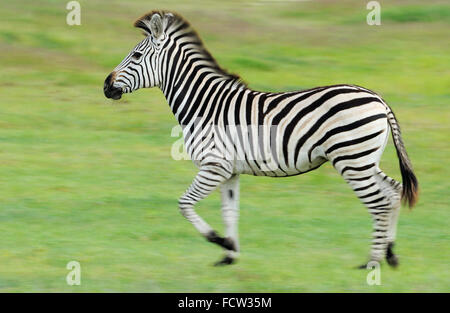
[0,0,449,292]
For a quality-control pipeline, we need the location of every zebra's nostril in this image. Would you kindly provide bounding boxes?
[103,81,111,93]
[104,73,113,87]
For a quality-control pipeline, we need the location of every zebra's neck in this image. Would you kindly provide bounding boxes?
[157,26,247,126]
[161,69,246,126]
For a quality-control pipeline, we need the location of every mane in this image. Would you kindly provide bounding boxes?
[134,10,247,88]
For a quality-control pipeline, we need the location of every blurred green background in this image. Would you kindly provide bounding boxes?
[0,0,449,292]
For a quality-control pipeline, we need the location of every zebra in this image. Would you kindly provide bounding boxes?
[103,11,418,268]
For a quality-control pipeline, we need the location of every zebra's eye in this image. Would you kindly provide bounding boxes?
[132,52,143,60]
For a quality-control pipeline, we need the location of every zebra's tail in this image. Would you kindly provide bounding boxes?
[386,107,419,208]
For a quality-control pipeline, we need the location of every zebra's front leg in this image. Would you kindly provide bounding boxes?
[215,174,240,266]
[178,164,236,254]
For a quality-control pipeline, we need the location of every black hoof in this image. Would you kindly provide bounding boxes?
[214,256,235,267]
[356,261,381,269]
[357,263,369,269]
[386,254,399,268]
[206,231,237,251]
[386,243,399,268]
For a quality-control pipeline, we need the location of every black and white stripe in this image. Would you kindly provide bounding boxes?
[104,11,418,267]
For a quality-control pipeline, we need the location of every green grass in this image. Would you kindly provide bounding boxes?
[381,5,450,23]
[0,0,449,292]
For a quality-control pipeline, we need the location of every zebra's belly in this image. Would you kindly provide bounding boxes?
[187,132,329,177]
[233,152,328,177]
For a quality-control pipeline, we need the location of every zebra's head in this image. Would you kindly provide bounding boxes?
[104,11,174,100]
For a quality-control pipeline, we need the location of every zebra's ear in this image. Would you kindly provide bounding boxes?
[135,22,150,36]
[134,13,163,38]
[149,14,163,39]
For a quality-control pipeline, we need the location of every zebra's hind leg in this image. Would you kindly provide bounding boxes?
[339,165,400,268]
[215,174,240,266]
[379,172,402,268]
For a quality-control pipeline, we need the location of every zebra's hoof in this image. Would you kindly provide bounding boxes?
[356,261,380,269]
[386,242,399,268]
[357,263,369,269]
[222,237,237,251]
[206,231,237,251]
[214,256,235,266]
[386,254,399,268]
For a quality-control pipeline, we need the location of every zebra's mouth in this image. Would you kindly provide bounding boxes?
[104,84,123,100]
[104,72,124,100]
[109,90,123,100]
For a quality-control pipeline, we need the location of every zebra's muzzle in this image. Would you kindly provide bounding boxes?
[104,73,123,100]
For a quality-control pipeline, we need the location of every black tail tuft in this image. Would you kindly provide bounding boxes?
[387,108,419,208]
[398,152,419,208]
